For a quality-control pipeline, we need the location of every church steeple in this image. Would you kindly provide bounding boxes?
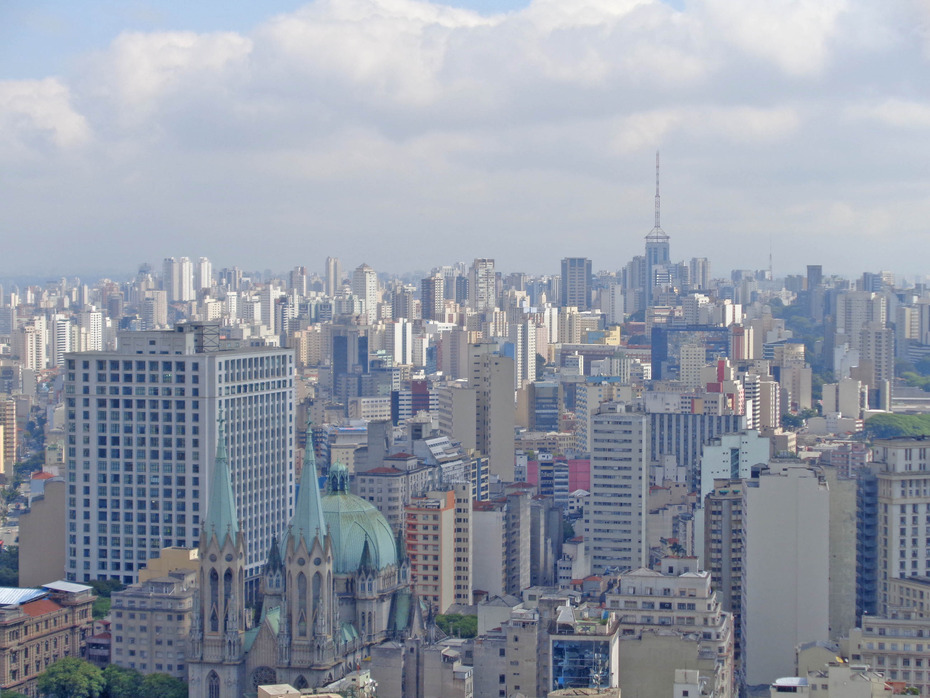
[287,417,327,548]
[203,415,238,546]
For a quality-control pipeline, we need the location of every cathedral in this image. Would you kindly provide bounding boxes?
[188,420,418,697]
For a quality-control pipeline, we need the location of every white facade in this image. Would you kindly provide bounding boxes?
[742,466,830,687]
[64,324,295,587]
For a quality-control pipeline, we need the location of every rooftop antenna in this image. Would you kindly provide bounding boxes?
[655,151,661,230]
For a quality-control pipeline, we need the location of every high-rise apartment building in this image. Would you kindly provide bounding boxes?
[420,272,445,322]
[352,263,379,324]
[324,256,342,298]
[64,323,295,590]
[163,257,194,303]
[195,257,212,292]
[468,258,496,312]
[560,257,591,310]
[468,343,515,481]
[583,403,649,574]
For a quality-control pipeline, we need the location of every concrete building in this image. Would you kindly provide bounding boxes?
[742,465,830,688]
[848,617,930,695]
[468,344,515,481]
[64,322,295,590]
[110,567,195,677]
[583,403,649,574]
[0,582,96,697]
[405,490,456,614]
[472,491,530,597]
[871,439,930,613]
[18,478,66,587]
[561,258,592,311]
[605,558,734,698]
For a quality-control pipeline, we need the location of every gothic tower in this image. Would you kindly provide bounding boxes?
[188,418,246,698]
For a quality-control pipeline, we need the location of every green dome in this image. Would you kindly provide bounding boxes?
[322,464,397,574]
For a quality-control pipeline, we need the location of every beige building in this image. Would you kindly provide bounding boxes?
[353,458,436,533]
[406,490,456,614]
[605,558,733,698]
[469,344,515,481]
[872,440,930,613]
[0,581,96,697]
[110,564,195,677]
[848,616,930,695]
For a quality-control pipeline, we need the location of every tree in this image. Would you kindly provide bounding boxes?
[102,664,140,698]
[138,673,187,698]
[435,614,478,638]
[37,657,104,698]
[2,690,30,698]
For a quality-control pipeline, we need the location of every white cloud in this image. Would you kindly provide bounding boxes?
[0,0,929,275]
[0,78,90,154]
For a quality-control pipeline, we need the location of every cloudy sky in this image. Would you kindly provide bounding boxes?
[2,0,929,281]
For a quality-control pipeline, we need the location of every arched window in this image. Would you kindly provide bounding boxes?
[209,570,219,632]
[223,569,233,630]
[251,667,276,691]
[297,573,308,637]
[294,675,309,690]
[208,671,220,698]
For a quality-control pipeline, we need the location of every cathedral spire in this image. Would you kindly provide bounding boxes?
[204,414,238,544]
[288,417,327,547]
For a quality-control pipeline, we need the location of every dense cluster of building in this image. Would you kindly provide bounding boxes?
[1,207,930,697]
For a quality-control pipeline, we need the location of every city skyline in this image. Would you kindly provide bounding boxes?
[2,0,929,277]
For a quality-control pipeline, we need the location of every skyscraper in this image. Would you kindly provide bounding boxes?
[64,322,295,591]
[420,272,445,322]
[469,342,515,481]
[468,258,496,312]
[560,257,592,310]
[352,263,379,324]
[163,257,194,303]
[644,153,671,305]
[324,256,342,298]
[583,403,649,574]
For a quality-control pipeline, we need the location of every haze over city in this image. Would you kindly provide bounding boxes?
[2,0,930,278]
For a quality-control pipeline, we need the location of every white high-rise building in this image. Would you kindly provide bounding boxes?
[325,256,342,298]
[50,314,73,368]
[64,323,295,591]
[194,257,212,292]
[352,263,379,324]
[77,309,103,352]
[583,403,649,574]
[163,257,194,303]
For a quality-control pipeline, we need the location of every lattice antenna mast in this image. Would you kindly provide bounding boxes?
[655,151,661,230]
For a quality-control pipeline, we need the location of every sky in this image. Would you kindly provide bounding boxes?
[1,0,929,281]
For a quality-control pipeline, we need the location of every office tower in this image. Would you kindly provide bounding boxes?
[468,258,496,312]
[64,322,295,589]
[689,257,710,291]
[870,441,930,613]
[835,291,886,350]
[195,257,212,292]
[324,256,342,298]
[468,343,515,481]
[420,272,445,322]
[583,403,649,574]
[163,257,194,303]
[742,465,830,687]
[561,257,592,310]
[807,264,823,290]
[352,263,379,324]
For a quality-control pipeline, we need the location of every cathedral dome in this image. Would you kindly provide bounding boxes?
[321,463,398,575]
